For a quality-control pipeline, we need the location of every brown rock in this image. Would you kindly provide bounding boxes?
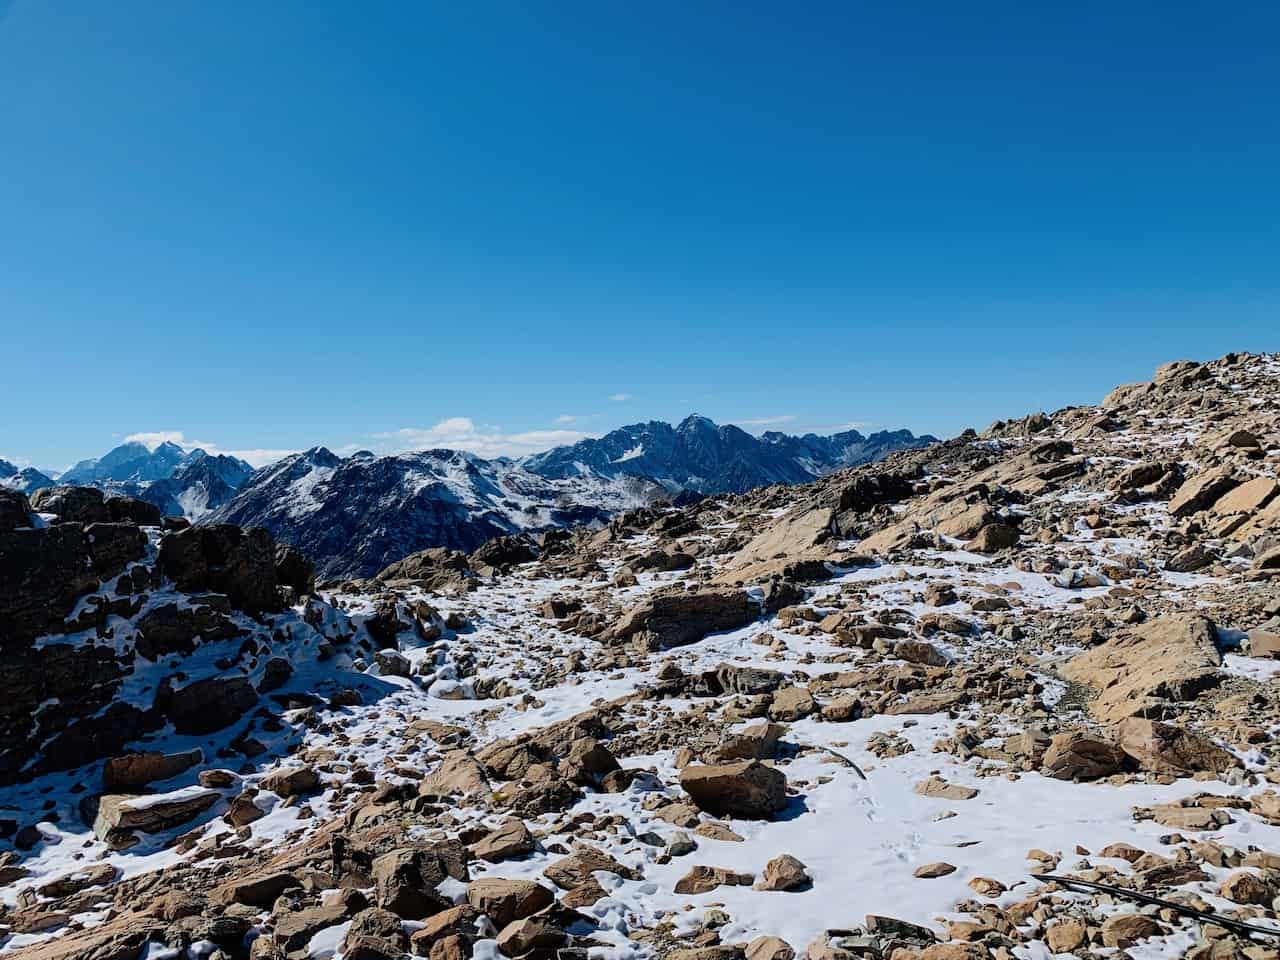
[102,749,203,792]
[913,862,957,879]
[93,788,220,841]
[465,878,554,927]
[544,845,639,889]
[1041,731,1126,780]
[754,854,811,891]
[746,936,796,960]
[680,760,789,818]
[1046,919,1086,952]
[1219,871,1270,904]
[259,765,320,798]
[914,776,978,800]
[1062,614,1221,722]
[674,864,755,894]
[1100,913,1161,947]
[495,916,566,957]
[1116,717,1239,777]
[471,819,534,862]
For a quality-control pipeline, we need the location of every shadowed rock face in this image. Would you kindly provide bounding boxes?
[158,524,284,614]
[0,488,327,786]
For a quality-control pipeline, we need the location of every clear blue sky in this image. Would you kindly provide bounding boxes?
[1,1,1276,470]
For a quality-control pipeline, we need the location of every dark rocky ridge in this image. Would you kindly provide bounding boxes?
[522,413,936,494]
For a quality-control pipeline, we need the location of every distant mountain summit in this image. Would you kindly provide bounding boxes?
[0,458,55,495]
[40,441,255,520]
[211,446,664,579]
[522,414,935,493]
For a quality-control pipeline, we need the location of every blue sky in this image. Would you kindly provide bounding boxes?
[1,1,1276,470]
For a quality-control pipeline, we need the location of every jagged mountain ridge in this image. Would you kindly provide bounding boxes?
[0,458,55,495]
[522,414,936,493]
[209,416,933,579]
[47,441,255,520]
[209,446,666,579]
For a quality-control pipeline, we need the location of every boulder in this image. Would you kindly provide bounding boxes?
[1212,476,1279,517]
[1041,731,1126,780]
[103,749,203,792]
[214,870,302,907]
[1116,718,1239,777]
[157,523,283,613]
[0,490,34,531]
[768,687,816,721]
[544,845,639,889]
[106,496,163,526]
[914,776,979,800]
[1100,914,1161,948]
[747,937,796,960]
[963,523,1019,553]
[259,765,320,797]
[754,854,811,891]
[608,589,757,650]
[680,760,788,818]
[1062,614,1222,722]
[162,675,258,735]
[93,787,220,841]
[30,485,110,524]
[465,877,554,926]
[273,544,315,597]
[495,916,566,957]
[732,507,833,566]
[471,819,535,862]
[419,751,492,799]
[372,843,468,920]
[674,864,755,894]
[1168,470,1239,518]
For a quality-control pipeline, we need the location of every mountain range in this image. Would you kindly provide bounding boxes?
[9,416,933,578]
[2,441,256,519]
[210,416,934,578]
[524,414,935,493]
[0,458,55,495]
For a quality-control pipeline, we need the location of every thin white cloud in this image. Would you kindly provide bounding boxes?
[123,431,295,467]
[124,431,188,450]
[736,415,797,427]
[373,418,593,459]
[608,393,632,402]
[554,414,579,424]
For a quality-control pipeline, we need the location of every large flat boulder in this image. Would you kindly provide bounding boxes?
[1062,614,1222,722]
[679,760,788,819]
[608,589,756,651]
[731,507,833,566]
[93,787,220,841]
[103,749,203,792]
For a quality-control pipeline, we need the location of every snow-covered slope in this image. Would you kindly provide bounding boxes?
[0,459,55,495]
[60,441,199,485]
[522,414,935,493]
[210,446,666,579]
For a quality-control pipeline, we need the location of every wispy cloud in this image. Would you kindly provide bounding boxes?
[123,431,296,467]
[554,414,580,424]
[736,414,797,427]
[608,393,632,402]
[372,418,592,459]
[124,431,188,449]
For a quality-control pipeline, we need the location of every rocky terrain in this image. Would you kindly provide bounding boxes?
[1,351,1279,960]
